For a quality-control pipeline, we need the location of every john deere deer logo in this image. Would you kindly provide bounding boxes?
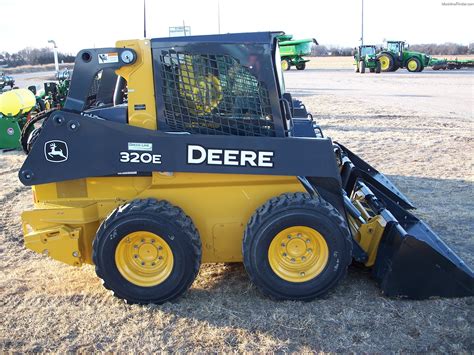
[44,140,68,162]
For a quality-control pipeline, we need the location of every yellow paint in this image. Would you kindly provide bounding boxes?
[281,60,289,71]
[348,189,387,267]
[22,173,306,265]
[115,39,157,130]
[115,231,174,287]
[268,226,329,282]
[355,215,386,267]
[179,56,223,115]
[407,59,418,71]
[379,55,390,71]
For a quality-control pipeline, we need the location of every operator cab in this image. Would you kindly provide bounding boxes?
[70,32,321,140]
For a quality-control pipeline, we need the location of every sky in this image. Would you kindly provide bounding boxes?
[0,0,473,54]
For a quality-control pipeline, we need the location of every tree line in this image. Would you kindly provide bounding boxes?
[311,43,474,56]
[0,47,75,67]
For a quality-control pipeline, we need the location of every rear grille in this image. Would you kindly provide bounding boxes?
[159,50,275,136]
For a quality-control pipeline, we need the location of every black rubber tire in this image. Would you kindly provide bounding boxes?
[355,62,359,72]
[359,60,366,74]
[92,198,201,304]
[281,59,291,71]
[375,61,381,73]
[296,62,306,70]
[407,57,421,72]
[377,52,395,72]
[242,192,352,301]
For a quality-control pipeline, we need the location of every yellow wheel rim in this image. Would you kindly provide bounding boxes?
[268,226,329,283]
[281,60,289,71]
[407,60,418,71]
[379,55,390,71]
[115,231,174,287]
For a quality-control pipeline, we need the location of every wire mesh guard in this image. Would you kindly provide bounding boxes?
[159,50,275,136]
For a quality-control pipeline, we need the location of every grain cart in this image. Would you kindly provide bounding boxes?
[377,41,431,72]
[18,32,473,304]
[0,89,36,150]
[354,45,381,74]
[277,34,318,71]
[0,72,15,91]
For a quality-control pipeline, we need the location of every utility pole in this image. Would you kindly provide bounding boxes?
[48,40,59,73]
[361,0,364,46]
[183,20,187,36]
[143,0,147,38]
[217,0,221,34]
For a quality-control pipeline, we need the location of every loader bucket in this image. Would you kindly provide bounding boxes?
[338,144,474,299]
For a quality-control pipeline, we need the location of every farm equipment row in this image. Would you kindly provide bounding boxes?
[0,70,70,150]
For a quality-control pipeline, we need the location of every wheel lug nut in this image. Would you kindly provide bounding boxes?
[307,249,312,253]
[300,272,305,276]
[141,262,145,266]
[134,254,138,258]
[158,246,163,250]
[297,233,302,237]
[158,256,163,260]
[151,239,155,243]
[287,235,292,239]
[306,239,310,243]
[152,262,156,266]
[282,253,287,257]
[133,245,138,249]
[301,256,306,261]
[291,258,295,263]
[141,239,145,243]
[281,243,286,247]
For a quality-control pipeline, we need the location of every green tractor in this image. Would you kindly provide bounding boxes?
[377,41,430,72]
[277,35,318,71]
[354,45,381,74]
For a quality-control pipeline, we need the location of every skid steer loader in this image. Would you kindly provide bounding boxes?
[19,32,473,304]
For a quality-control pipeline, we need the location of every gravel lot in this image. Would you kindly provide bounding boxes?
[1,58,473,352]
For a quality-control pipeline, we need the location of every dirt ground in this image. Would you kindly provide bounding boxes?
[0,58,473,352]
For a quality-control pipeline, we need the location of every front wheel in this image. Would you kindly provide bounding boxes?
[93,199,202,304]
[281,59,291,71]
[242,193,352,301]
[359,60,366,74]
[407,57,421,72]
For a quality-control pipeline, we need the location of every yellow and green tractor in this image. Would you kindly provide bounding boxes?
[377,41,431,72]
[18,32,473,304]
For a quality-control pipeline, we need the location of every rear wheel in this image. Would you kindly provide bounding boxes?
[407,57,421,72]
[359,60,366,74]
[242,193,352,301]
[296,62,306,70]
[375,61,381,73]
[93,198,201,304]
[281,59,291,71]
[378,53,395,72]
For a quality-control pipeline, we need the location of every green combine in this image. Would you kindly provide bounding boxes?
[354,45,381,74]
[377,41,430,72]
[277,35,318,71]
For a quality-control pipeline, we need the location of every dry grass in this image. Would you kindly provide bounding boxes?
[0,67,473,352]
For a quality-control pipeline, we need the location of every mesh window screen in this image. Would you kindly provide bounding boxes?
[159,50,275,136]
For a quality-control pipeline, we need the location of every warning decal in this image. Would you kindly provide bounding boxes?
[98,52,119,64]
